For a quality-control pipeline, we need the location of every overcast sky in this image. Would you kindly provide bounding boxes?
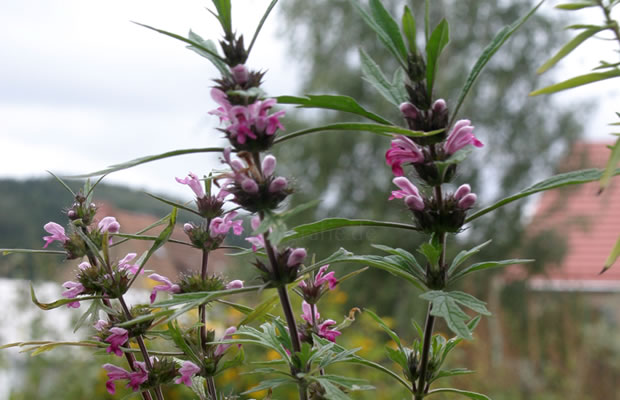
[0,1,617,201]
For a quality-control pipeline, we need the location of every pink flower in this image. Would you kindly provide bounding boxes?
[246,216,266,251]
[105,327,129,357]
[94,319,108,331]
[102,364,131,394]
[209,211,244,237]
[62,281,84,308]
[457,193,477,210]
[231,64,249,85]
[385,135,424,176]
[389,177,425,211]
[454,184,471,200]
[226,280,244,289]
[214,326,238,357]
[148,274,181,303]
[78,261,91,271]
[118,253,142,274]
[318,320,342,342]
[432,99,447,113]
[127,362,149,391]
[269,177,288,193]
[262,155,277,177]
[42,222,69,248]
[301,301,320,324]
[287,248,307,267]
[315,265,338,290]
[176,172,205,199]
[98,216,120,234]
[175,361,201,386]
[399,102,419,119]
[444,119,483,155]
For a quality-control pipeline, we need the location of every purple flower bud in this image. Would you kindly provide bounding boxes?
[241,178,259,193]
[405,195,425,211]
[98,216,120,234]
[287,248,307,267]
[231,64,249,85]
[176,172,205,199]
[183,223,194,233]
[262,155,277,177]
[399,102,419,119]
[214,327,238,357]
[67,210,77,219]
[269,177,288,193]
[457,193,477,209]
[454,184,471,200]
[226,280,244,289]
[432,99,447,113]
[175,361,201,386]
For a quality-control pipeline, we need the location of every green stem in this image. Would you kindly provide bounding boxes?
[415,304,436,400]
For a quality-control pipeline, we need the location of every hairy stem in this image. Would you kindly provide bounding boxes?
[199,249,219,400]
[415,304,436,400]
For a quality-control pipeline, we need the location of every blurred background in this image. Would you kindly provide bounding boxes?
[1,0,619,399]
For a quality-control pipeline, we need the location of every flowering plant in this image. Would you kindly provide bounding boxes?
[3,1,619,399]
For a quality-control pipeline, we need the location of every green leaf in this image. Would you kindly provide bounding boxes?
[418,240,442,269]
[359,49,407,106]
[314,378,351,400]
[601,234,620,273]
[247,0,278,56]
[430,368,474,383]
[276,94,393,125]
[315,375,374,394]
[427,388,491,400]
[449,259,534,282]
[238,292,280,326]
[419,291,490,339]
[284,218,419,242]
[371,244,426,281]
[537,27,606,74]
[274,121,442,144]
[168,321,201,364]
[530,69,620,96]
[242,377,296,394]
[402,6,417,54]
[555,2,597,10]
[364,309,403,350]
[46,170,76,197]
[447,240,492,276]
[385,345,408,370]
[1,248,65,256]
[186,31,230,77]
[467,168,620,222]
[72,147,224,178]
[369,0,408,61]
[30,284,102,311]
[451,0,544,123]
[599,137,620,193]
[144,192,201,217]
[425,18,449,98]
[211,0,232,35]
[349,0,407,67]
[424,0,430,42]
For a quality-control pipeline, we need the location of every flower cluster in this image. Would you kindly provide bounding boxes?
[298,301,342,343]
[298,264,339,303]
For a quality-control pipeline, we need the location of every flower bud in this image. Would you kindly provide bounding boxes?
[226,280,244,289]
[457,193,477,209]
[269,177,288,193]
[432,99,447,113]
[454,184,471,200]
[405,195,425,211]
[231,64,249,85]
[287,248,307,267]
[262,155,277,177]
[67,210,77,219]
[98,216,120,234]
[399,102,419,119]
[183,223,194,233]
[241,178,259,193]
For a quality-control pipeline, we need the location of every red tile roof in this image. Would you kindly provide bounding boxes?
[525,142,619,289]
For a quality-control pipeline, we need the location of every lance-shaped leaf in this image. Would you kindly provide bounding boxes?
[447,240,492,276]
[537,26,606,74]
[599,137,620,193]
[467,168,620,222]
[238,292,280,326]
[601,235,620,274]
[364,309,404,351]
[419,291,490,339]
[312,375,374,400]
[360,49,407,106]
[30,284,102,311]
[530,69,620,96]
[284,218,419,242]
[247,0,278,55]
[402,6,417,54]
[555,2,597,10]
[427,388,491,400]
[209,0,232,35]
[449,259,534,283]
[276,94,393,125]
[1,248,65,256]
[451,0,544,124]
[425,18,449,98]
[186,30,230,77]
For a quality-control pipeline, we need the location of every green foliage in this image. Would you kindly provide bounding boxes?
[419,291,490,339]
[359,48,407,106]
[425,18,450,98]
[402,6,417,54]
[530,69,620,96]
[276,95,393,125]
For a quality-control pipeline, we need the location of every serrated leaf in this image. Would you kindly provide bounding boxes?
[186,31,230,76]
[315,378,351,400]
[530,70,620,96]
[537,27,606,74]
[467,168,620,222]
[360,49,407,106]
[284,218,419,242]
[450,259,534,282]
[555,2,597,10]
[419,291,490,339]
[276,94,393,125]
[447,240,492,276]
[425,18,450,98]
[274,121,441,144]
[451,0,544,123]
[427,388,491,400]
[599,137,620,193]
[601,235,620,273]
[402,6,417,54]
[349,0,407,67]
